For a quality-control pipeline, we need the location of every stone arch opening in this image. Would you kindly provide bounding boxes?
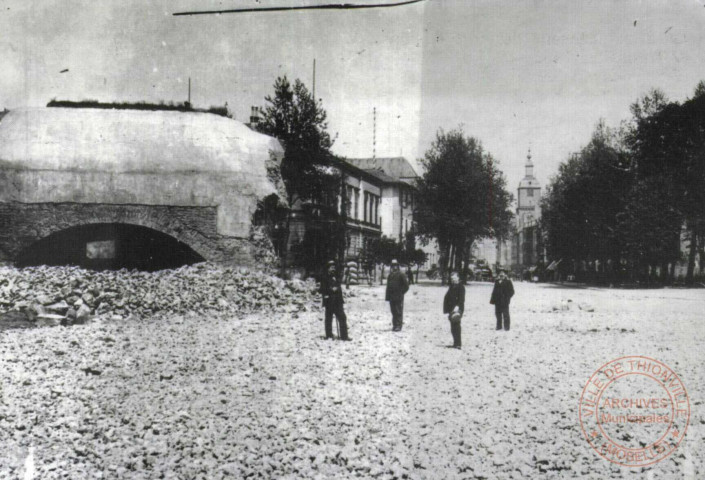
[16,223,205,271]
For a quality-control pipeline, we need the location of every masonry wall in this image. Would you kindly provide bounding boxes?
[0,202,257,266]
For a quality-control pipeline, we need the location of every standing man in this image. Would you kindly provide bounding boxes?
[386,259,409,332]
[443,271,465,348]
[321,260,351,341]
[490,270,515,331]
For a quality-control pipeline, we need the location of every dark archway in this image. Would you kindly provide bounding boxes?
[16,223,204,271]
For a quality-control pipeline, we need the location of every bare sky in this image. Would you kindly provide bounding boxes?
[420,0,705,192]
[2,0,704,196]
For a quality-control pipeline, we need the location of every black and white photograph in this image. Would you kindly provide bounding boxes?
[1,0,704,478]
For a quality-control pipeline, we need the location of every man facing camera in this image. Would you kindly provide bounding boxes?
[490,270,514,331]
[385,259,409,332]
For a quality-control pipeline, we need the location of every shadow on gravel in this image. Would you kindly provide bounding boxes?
[540,282,662,290]
[541,281,705,290]
[541,283,592,290]
[0,310,35,332]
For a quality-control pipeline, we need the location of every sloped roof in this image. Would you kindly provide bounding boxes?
[363,168,400,184]
[0,107,283,173]
[346,157,419,180]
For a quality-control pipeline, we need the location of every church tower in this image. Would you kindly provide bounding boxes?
[496,149,544,272]
[514,149,542,268]
[516,149,541,226]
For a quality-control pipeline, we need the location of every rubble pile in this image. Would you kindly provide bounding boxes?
[0,263,319,324]
[249,225,280,274]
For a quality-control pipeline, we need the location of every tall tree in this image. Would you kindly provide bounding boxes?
[415,128,513,283]
[627,84,705,284]
[256,76,336,205]
[541,122,632,281]
[255,77,340,273]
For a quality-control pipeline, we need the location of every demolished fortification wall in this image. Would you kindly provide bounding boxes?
[0,107,285,266]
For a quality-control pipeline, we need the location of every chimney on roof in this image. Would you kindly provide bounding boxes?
[250,106,262,125]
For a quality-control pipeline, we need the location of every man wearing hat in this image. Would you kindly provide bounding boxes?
[320,260,351,340]
[490,270,514,331]
[443,271,465,348]
[385,259,409,332]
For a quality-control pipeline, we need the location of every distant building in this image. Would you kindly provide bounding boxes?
[285,158,401,272]
[471,238,498,266]
[340,161,385,259]
[347,157,417,242]
[284,159,385,272]
[348,157,439,269]
[496,150,544,275]
[287,155,439,271]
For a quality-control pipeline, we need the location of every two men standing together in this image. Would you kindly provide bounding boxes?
[321,258,410,339]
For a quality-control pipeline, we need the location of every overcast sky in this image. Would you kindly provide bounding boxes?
[2,0,704,195]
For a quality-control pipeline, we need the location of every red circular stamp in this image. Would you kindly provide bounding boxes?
[579,356,690,467]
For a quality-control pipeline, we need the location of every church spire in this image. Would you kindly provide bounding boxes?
[525,148,534,178]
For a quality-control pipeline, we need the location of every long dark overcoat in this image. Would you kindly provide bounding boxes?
[443,284,466,314]
[490,279,515,307]
[321,272,344,308]
[385,271,409,302]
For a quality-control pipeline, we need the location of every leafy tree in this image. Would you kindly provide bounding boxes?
[626,84,705,284]
[256,76,336,205]
[406,248,428,283]
[415,128,513,283]
[617,177,683,281]
[368,236,404,284]
[542,83,705,284]
[255,77,341,273]
[402,230,427,282]
[541,122,632,282]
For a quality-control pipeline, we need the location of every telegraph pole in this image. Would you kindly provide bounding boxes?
[373,107,376,159]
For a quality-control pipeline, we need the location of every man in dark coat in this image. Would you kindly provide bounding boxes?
[490,270,515,331]
[443,271,465,348]
[320,260,350,341]
[385,259,409,332]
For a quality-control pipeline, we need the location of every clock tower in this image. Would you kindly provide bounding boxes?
[517,149,541,226]
[514,149,542,268]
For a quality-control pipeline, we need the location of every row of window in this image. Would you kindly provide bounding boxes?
[364,191,380,225]
[345,186,380,225]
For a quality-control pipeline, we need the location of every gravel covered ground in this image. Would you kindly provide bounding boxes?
[1,280,703,479]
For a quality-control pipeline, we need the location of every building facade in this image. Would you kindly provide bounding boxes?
[496,150,544,276]
[341,163,384,259]
[347,157,438,269]
[285,160,385,271]
[346,157,417,243]
[284,155,438,274]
